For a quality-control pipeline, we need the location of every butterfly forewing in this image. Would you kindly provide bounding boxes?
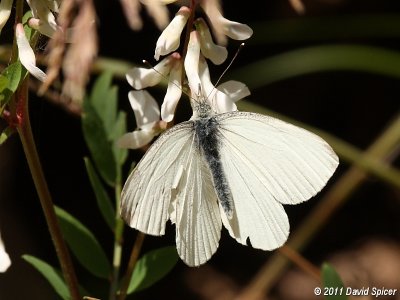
[216,111,339,250]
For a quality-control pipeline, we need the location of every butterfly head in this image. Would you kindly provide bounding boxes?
[189,84,217,119]
[191,98,215,119]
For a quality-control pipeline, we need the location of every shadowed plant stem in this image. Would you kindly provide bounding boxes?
[278,245,320,282]
[118,232,146,300]
[109,181,125,300]
[237,114,400,300]
[15,79,80,300]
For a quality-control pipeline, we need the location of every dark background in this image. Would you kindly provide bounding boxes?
[1,0,399,299]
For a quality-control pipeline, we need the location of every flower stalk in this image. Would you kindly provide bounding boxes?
[14,78,80,300]
[109,181,125,300]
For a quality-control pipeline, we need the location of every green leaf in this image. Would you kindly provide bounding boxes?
[84,157,115,230]
[0,62,27,106]
[3,62,23,92]
[128,246,179,294]
[22,11,34,40]
[55,206,111,279]
[22,10,33,24]
[0,126,16,145]
[90,72,118,140]
[0,75,9,92]
[22,255,70,300]
[91,72,113,110]
[229,45,400,89]
[322,263,348,300]
[111,111,127,168]
[82,98,117,186]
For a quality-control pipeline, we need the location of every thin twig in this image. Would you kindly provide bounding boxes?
[118,232,146,300]
[278,246,320,282]
[15,79,80,300]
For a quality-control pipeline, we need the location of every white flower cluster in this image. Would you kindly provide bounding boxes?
[12,0,77,83]
[26,0,60,39]
[118,2,252,149]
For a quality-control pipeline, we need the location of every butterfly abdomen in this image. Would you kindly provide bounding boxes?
[194,117,234,218]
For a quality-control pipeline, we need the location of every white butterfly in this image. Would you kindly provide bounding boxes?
[121,100,339,266]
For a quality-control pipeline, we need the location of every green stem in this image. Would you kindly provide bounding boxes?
[16,79,80,300]
[117,232,145,300]
[109,180,125,300]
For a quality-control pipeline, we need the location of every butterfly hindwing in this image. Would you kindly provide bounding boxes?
[216,111,339,250]
[174,147,222,266]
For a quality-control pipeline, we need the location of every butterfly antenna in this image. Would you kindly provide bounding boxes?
[214,43,245,88]
[205,43,245,106]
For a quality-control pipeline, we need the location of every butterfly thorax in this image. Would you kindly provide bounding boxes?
[191,100,215,120]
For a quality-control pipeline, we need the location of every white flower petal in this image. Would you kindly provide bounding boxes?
[217,80,250,102]
[162,59,182,122]
[116,128,156,149]
[220,17,253,41]
[128,90,160,128]
[197,56,214,98]
[199,57,237,113]
[195,18,227,65]
[200,0,226,45]
[15,23,47,82]
[184,31,201,96]
[0,233,11,273]
[0,0,13,32]
[27,0,57,30]
[154,6,190,61]
[214,90,237,113]
[126,56,174,89]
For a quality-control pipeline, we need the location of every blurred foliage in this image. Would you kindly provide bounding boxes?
[322,263,348,300]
